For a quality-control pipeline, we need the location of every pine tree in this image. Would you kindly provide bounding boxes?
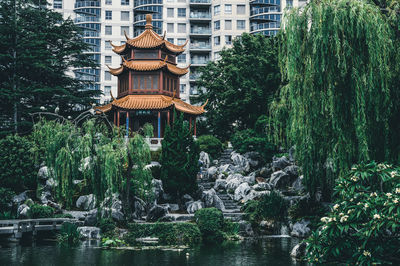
[160,112,199,199]
[0,0,100,135]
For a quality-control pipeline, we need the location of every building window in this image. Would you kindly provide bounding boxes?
[225,4,232,14]
[121,0,129,5]
[178,8,186,18]
[237,4,245,15]
[167,38,174,43]
[167,23,174,33]
[177,38,186,45]
[214,36,220,46]
[214,5,220,16]
[225,35,232,45]
[287,0,293,8]
[167,8,174,18]
[105,26,112,35]
[178,23,186,33]
[105,71,112,81]
[105,56,112,64]
[214,20,220,31]
[105,41,112,50]
[178,0,186,2]
[105,11,112,20]
[180,84,186,93]
[177,53,186,63]
[121,26,129,36]
[53,0,62,9]
[237,20,245,30]
[214,52,220,60]
[121,11,130,21]
[225,20,232,30]
[105,0,112,4]
[104,86,111,95]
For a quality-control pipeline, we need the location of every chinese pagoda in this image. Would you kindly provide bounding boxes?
[96,14,206,147]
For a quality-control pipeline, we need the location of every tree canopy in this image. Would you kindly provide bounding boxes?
[0,0,100,135]
[194,33,281,140]
[271,0,400,199]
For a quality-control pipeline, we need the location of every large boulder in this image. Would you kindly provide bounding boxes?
[288,146,296,162]
[182,194,194,204]
[244,152,262,169]
[146,204,168,222]
[290,220,311,238]
[199,151,211,168]
[243,174,256,185]
[12,191,29,206]
[17,204,30,218]
[242,190,270,203]
[234,183,251,201]
[207,166,218,179]
[291,242,307,260]
[76,194,97,211]
[218,164,235,174]
[238,220,254,237]
[78,226,101,240]
[292,175,305,193]
[259,167,272,178]
[84,209,98,226]
[202,188,225,211]
[272,156,291,171]
[270,170,291,189]
[252,182,271,191]
[37,166,51,180]
[40,191,53,205]
[214,179,227,190]
[231,152,250,172]
[284,165,299,179]
[226,173,244,191]
[132,196,146,219]
[100,193,124,222]
[186,200,204,214]
[151,179,164,202]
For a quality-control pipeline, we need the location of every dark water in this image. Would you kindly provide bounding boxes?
[0,238,307,266]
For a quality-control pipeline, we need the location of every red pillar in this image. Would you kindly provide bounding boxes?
[113,111,116,126]
[167,110,170,125]
[117,110,120,127]
[189,116,192,132]
[194,117,197,136]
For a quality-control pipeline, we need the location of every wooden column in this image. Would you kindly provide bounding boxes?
[113,111,116,126]
[194,117,197,136]
[117,110,120,127]
[157,111,161,138]
[129,72,132,94]
[167,110,170,125]
[189,116,192,132]
[126,111,130,137]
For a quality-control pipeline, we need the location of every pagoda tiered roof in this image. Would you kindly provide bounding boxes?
[96,95,207,115]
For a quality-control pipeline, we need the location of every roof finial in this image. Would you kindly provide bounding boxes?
[145,14,153,29]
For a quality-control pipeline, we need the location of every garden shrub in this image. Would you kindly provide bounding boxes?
[194,208,225,242]
[305,162,400,265]
[97,218,116,236]
[243,191,287,224]
[231,129,276,162]
[101,237,126,248]
[0,134,37,192]
[196,135,223,160]
[57,222,80,246]
[29,204,54,218]
[143,123,154,138]
[0,188,15,213]
[54,213,73,219]
[125,222,201,246]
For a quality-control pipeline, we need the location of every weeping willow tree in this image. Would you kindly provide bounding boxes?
[272,0,399,199]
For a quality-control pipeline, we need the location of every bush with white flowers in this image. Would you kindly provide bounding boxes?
[305,162,400,265]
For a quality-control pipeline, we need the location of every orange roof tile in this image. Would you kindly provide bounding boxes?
[111,14,187,55]
[107,59,189,76]
[95,95,206,115]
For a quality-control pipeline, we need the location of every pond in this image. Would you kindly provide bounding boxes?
[0,237,307,266]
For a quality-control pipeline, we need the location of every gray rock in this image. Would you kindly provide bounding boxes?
[186,200,204,214]
[292,175,304,192]
[252,182,271,191]
[169,204,179,212]
[146,205,168,222]
[234,183,251,201]
[231,152,250,172]
[244,152,262,168]
[199,151,211,168]
[243,175,255,185]
[17,204,30,219]
[259,167,272,178]
[37,166,50,180]
[78,226,101,240]
[291,242,307,259]
[242,190,270,203]
[73,179,84,185]
[182,194,194,203]
[284,165,299,178]
[79,156,92,172]
[214,179,227,190]
[272,156,291,171]
[45,178,57,189]
[84,209,98,226]
[100,193,124,222]
[270,170,291,189]
[40,191,53,205]
[12,191,29,205]
[152,179,164,202]
[207,166,218,178]
[291,220,311,238]
[63,210,88,221]
[288,146,296,162]
[76,194,97,211]
[218,164,235,174]
[226,173,244,190]
[238,220,254,237]
[132,197,146,219]
[202,189,225,211]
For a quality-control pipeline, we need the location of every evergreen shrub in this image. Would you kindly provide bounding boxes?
[194,208,225,242]
[243,191,287,224]
[29,204,54,218]
[57,222,80,246]
[196,135,223,160]
[0,188,15,213]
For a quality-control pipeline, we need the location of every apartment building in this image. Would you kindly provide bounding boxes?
[49,0,305,103]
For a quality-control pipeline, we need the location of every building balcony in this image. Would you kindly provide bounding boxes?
[190,28,211,36]
[189,12,211,21]
[74,1,101,9]
[250,22,281,33]
[82,31,101,38]
[189,73,201,81]
[250,0,280,6]
[74,16,101,23]
[134,0,162,7]
[250,6,280,16]
[190,0,211,7]
[190,58,209,66]
[190,43,211,52]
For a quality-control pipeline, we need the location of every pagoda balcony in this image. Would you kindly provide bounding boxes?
[74,1,101,9]
[145,137,162,151]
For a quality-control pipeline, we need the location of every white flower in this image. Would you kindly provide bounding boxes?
[373,214,381,220]
[391,171,397,178]
[321,217,331,223]
[340,215,349,223]
[386,193,392,198]
[339,212,344,216]
[363,250,371,257]
[395,188,400,194]
[393,198,399,204]
[351,176,359,182]
[351,167,357,171]
[347,209,353,214]
[333,204,340,210]
[370,192,377,197]
[364,203,369,208]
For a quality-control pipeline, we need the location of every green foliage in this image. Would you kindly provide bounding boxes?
[0,188,15,213]
[194,208,225,243]
[243,191,287,224]
[160,112,199,199]
[54,213,74,219]
[272,0,400,199]
[231,129,276,162]
[196,135,223,160]
[101,237,126,248]
[143,123,154,138]
[150,148,162,162]
[29,204,54,218]
[57,222,80,246]
[0,0,100,135]
[305,162,400,265]
[97,218,116,237]
[125,222,201,246]
[0,135,37,191]
[193,33,281,140]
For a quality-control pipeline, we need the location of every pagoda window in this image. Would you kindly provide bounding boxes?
[139,76,145,89]
[133,76,139,90]
[134,49,158,59]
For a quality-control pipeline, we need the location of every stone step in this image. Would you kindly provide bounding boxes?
[223,208,241,213]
